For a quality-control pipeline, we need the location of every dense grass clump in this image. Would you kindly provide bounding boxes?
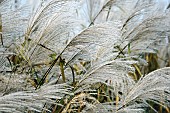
[0,0,170,112]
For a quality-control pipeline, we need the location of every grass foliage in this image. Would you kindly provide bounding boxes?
[0,0,170,112]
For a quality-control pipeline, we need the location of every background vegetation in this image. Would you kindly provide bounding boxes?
[0,0,170,113]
